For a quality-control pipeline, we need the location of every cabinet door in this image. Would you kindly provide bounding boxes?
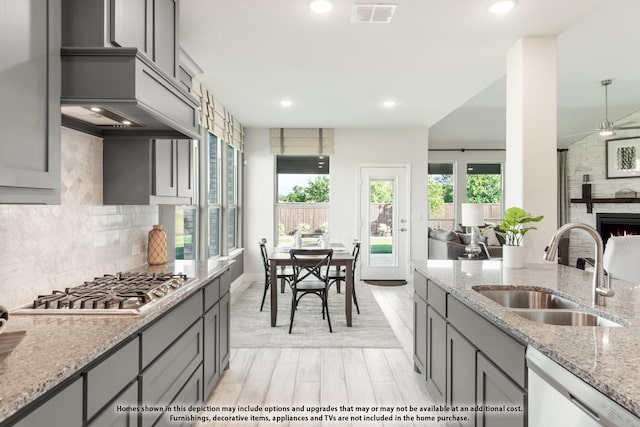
[219,292,231,370]
[447,325,477,427]
[13,377,82,427]
[203,303,220,398]
[0,0,61,204]
[176,139,193,198]
[110,0,147,52]
[476,353,525,427]
[413,292,427,374]
[153,139,177,197]
[153,0,177,77]
[426,306,447,404]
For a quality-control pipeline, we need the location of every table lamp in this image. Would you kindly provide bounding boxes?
[461,203,484,258]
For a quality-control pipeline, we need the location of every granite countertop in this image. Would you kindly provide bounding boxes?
[412,259,640,418]
[0,259,233,423]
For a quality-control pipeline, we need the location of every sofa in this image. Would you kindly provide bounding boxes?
[428,227,503,260]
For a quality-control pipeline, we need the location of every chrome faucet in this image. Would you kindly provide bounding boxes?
[543,222,615,306]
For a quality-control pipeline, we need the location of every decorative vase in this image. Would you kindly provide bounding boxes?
[147,224,168,265]
[503,245,526,269]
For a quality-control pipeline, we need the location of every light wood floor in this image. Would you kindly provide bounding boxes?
[199,280,442,427]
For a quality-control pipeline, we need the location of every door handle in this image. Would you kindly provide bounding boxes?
[399,227,408,232]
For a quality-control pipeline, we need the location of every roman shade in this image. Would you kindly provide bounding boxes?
[192,79,244,151]
[270,128,334,155]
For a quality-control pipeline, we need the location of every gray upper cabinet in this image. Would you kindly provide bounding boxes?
[62,0,178,78]
[153,0,178,78]
[0,0,61,204]
[103,138,193,205]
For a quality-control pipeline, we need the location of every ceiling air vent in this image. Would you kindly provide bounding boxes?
[351,3,397,23]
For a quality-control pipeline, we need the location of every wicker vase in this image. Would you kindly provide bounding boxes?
[147,224,168,265]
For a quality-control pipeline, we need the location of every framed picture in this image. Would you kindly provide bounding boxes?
[606,137,640,179]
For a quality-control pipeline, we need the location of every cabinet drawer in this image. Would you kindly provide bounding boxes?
[220,270,231,295]
[448,296,526,388]
[414,270,427,300]
[141,291,203,367]
[86,337,139,419]
[88,380,139,427]
[427,280,447,317]
[141,318,203,427]
[204,276,220,312]
[13,377,83,427]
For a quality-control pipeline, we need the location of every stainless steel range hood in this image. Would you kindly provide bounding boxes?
[61,47,200,140]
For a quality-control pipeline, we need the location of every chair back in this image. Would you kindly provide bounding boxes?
[290,249,333,284]
[259,238,270,273]
[352,241,361,272]
[603,235,640,283]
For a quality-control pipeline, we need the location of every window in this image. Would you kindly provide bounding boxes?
[466,163,503,224]
[227,144,239,251]
[207,132,221,258]
[428,163,455,230]
[276,155,329,246]
[175,206,197,260]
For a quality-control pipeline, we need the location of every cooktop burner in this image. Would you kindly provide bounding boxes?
[13,272,190,314]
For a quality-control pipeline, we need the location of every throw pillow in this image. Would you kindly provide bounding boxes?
[434,229,461,243]
[482,227,501,246]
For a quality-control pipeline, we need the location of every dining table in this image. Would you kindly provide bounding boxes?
[269,242,356,327]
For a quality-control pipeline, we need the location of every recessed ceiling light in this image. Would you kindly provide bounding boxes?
[280,99,293,107]
[487,0,517,14]
[383,100,396,108]
[308,0,334,14]
[122,120,132,125]
[90,107,102,112]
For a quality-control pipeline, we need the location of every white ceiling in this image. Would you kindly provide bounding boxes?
[179,0,640,149]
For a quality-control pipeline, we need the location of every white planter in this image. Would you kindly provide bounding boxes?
[503,245,526,269]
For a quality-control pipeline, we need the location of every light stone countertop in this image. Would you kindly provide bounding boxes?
[412,259,640,418]
[0,259,233,424]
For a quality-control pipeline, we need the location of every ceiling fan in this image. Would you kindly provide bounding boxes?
[592,79,639,137]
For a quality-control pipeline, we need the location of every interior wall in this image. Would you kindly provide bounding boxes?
[0,128,158,309]
[566,110,640,266]
[242,127,429,278]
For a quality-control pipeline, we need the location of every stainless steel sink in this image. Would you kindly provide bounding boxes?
[474,288,579,309]
[511,309,623,327]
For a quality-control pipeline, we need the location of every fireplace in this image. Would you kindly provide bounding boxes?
[596,213,640,247]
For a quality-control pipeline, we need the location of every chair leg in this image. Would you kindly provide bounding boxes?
[281,277,286,293]
[352,283,360,314]
[260,278,269,312]
[336,279,341,293]
[289,290,297,334]
[324,291,333,332]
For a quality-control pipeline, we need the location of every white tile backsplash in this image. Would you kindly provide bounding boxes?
[0,127,158,309]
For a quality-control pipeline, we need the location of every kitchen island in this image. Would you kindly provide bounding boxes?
[0,259,233,426]
[413,259,640,423]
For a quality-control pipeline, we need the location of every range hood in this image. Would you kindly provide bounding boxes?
[61,47,200,140]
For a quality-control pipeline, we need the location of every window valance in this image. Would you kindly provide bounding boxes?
[269,128,334,155]
[192,79,244,152]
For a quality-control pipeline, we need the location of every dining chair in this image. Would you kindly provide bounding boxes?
[259,238,294,312]
[288,248,334,333]
[602,235,640,283]
[328,241,361,314]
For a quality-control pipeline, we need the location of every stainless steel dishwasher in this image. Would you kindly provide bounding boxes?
[527,346,640,427]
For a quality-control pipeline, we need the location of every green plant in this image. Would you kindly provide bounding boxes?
[377,223,389,236]
[490,206,543,246]
[296,223,311,233]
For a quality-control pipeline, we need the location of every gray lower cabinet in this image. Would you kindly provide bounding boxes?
[412,269,527,426]
[476,353,525,427]
[426,306,447,404]
[88,380,139,427]
[446,325,477,427]
[13,378,83,427]
[103,138,193,205]
[0,0,61,204]
[6,270,232,427]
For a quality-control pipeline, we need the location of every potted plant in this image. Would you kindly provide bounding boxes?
[491,207,543,268]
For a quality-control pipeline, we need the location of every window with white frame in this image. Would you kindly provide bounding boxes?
[207,132,221,258]
[227,143,239,251]
[275,155,329,246]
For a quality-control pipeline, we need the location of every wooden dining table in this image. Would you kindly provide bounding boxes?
[269,243,356,327]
